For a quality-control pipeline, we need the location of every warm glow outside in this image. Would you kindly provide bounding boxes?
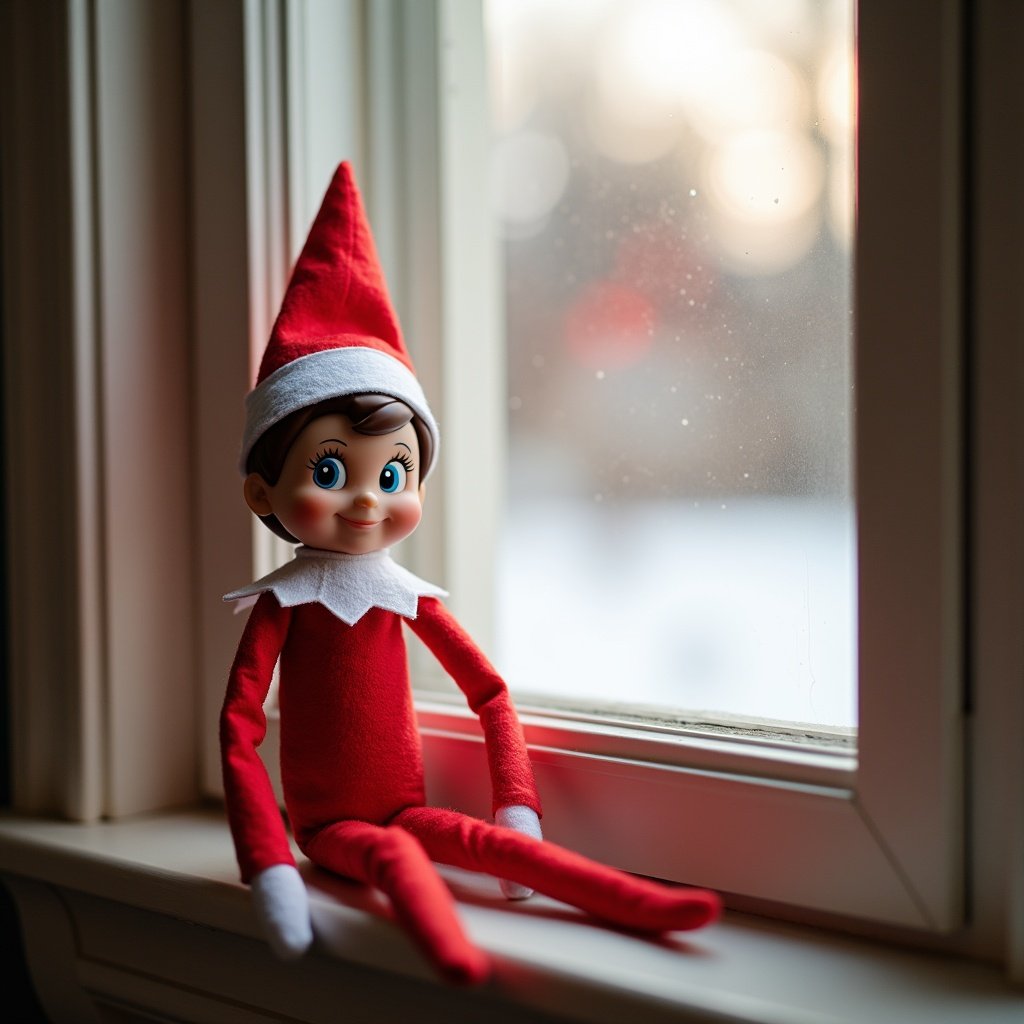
[487,0,857,733]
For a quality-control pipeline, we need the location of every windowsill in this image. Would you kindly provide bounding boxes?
[0,807,1020,1024]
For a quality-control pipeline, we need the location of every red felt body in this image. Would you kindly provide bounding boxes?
[304,807,720,984]
[220,591,720,983]
[220,592,541,882]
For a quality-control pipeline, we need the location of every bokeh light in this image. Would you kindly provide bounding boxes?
[492,131,571,236]
[704,127,825,273]
[685,49,810,142]
[596,0,746,113]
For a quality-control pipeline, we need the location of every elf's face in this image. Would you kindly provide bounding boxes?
[244,413,424,554]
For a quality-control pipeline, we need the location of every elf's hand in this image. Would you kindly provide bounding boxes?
[495,804,543,899]
[251,863,314,959]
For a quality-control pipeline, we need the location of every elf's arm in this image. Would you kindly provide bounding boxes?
[221,591,312,957]
[406,596,542,897]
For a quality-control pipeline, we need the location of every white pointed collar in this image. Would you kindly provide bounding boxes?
[223,546,447,625]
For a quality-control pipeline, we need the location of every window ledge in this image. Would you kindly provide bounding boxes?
[0,807,1020,1024]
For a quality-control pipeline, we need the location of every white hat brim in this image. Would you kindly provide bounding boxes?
[239,346,440,478]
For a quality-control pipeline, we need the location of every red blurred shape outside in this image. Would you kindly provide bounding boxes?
[563,280,656,371]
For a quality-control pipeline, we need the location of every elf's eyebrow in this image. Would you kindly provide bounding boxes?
[318,438,348,446]
[394,442,412,452]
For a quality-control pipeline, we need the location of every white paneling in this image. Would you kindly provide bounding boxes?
[188,0,264,798]
[1,0,199,818]
[0,0,105,818]
[92,0,196,815]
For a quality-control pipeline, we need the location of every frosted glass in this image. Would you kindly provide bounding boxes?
[488,0,856,732]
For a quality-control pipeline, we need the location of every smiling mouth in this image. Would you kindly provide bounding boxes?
[339,516,381,529]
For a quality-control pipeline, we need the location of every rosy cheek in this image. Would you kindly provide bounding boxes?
[292,494,333,525]
[390,496,423,533]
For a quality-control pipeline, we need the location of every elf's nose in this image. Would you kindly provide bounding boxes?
[353,491,379,510]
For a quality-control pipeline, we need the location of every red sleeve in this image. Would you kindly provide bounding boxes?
[220,591,295,883]
[406,596,542,817]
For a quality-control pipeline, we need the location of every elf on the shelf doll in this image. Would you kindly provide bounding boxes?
[221,162,721,985]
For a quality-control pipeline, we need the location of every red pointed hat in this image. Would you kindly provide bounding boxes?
[239,162,439,477]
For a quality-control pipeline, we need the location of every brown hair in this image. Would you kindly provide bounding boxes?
[246,393,433,542]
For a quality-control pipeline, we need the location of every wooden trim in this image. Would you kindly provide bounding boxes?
[437,0,506,654]
[972,0,1024,982]
[92,0,197,819]
[188,0,264,798]
[1,0,199,818]
[0,0,100,818]
[854,0,965,931]
[3,876,101,1023]
[1,810,1020,1022]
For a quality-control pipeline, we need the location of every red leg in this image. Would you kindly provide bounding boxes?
[392,807,720,933]
[304,819,490,985]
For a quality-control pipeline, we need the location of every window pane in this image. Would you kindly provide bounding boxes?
[487,0,856,732]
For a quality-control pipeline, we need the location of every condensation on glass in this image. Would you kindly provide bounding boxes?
[486,0,856,732]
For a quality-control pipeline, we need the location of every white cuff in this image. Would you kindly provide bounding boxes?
[251,863,314,960]
[495,805,543,900]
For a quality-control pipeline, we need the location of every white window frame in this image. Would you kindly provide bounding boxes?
[4,0,1022,981]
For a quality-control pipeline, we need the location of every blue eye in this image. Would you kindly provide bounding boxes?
[379,461,407,494]
[312,457,346,490]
